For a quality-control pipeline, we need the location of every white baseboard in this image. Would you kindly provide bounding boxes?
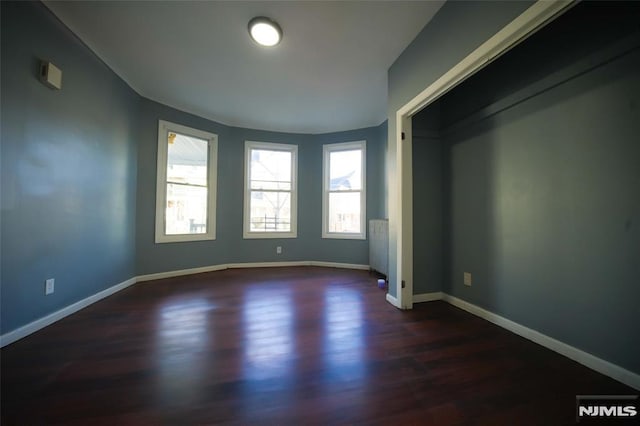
[0,277,137,348]
[136,264,229,282]
[227,261,308,269]
[138,261,370,283]
[386,292,400,308]
[229,260,369,270]
[439,294,640,391]
[310,261,370,270]
[412,291,444,303]
[1,261,369,347]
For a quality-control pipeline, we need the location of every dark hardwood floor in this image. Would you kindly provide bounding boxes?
[1,266,635,424]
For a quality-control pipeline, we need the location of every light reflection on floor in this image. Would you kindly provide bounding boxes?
[152,283,368,416]
[154,297,214,406]
[324,286,366,384]
[242,286,295,382]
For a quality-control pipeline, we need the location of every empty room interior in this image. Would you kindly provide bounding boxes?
[1,0,639,424]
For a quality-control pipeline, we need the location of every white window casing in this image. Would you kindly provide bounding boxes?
[243,141,298,239]
[322,140,366,240]
[155,120,217,243]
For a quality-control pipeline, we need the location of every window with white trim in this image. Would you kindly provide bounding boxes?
[155,120,217,243]
[322,141,366,239]
[244,141,297,239]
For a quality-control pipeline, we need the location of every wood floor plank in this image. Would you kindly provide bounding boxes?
[1,266,635,424]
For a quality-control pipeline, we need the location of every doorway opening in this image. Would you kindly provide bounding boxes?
[392,1,574,309]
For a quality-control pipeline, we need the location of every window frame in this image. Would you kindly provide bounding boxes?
[155,120,218,243]
[243,141,298,239]
[322,140,367,240]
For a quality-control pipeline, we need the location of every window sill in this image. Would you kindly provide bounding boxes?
[155,234,216,244]
[322,233,366,240]
[243,232,297,239]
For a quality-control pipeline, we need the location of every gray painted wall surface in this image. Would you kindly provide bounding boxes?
[410,2,640,373]
[412,135,444,295]
[386,0,533,297]
[443,47,640,374]
[412,103,444,295]
[1,2,138,333]
[136,99,386,275]
[375,120,388,219]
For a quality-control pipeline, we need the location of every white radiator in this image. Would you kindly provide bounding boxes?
[369,219,389,277]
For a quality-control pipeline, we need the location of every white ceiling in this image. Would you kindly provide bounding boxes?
[44,1,444,134]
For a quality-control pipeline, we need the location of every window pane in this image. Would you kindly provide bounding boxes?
[167,132,208,186]
[249,191,291,232]
[165,183,208,235]
[328,192,361,233]
[329,150,361,190]
[250,149,291,190]
[250,180,291,191]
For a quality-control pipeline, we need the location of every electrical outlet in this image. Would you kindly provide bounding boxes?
[45,278,55,295]
[276,246,282,254]
[464,272,472,287]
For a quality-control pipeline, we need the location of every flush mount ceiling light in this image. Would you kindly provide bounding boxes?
[248,17,282,47]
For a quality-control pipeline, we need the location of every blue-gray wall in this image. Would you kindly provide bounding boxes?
[136,98,386,275]
[444,49,640,376]
[386,0,534,298]
[1,2,139,333]
[412,104,444,295]
[412,3,640,374]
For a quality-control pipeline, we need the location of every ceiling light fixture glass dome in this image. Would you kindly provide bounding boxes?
[248,17,282,47]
